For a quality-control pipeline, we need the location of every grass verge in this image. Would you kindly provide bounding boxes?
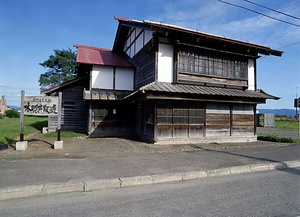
[43,131,86,138]
[258,135,300,144]
[0,116,47,145]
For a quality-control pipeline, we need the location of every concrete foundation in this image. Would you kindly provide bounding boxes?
[54,141,63,150]
[16,141,28,151]
[42,127,48,134]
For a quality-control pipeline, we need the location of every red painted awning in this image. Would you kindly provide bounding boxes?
[74,44,134,68]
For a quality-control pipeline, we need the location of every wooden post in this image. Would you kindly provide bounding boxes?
[20,90,25,141]
[57,92,62,141]
[16,90,28,150]
[298,113,300,140]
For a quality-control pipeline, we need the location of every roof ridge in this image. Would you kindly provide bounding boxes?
[73,44,111,51]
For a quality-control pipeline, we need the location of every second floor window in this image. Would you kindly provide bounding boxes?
[178,49,248,80]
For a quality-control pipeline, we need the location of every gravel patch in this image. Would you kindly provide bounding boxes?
[0,128,299,161]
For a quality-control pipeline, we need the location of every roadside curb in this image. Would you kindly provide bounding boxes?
[1,160,300,201]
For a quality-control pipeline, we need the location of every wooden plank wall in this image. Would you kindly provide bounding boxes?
[232,104,254,135]
[134,102,142,136]
[206,103,230,136]
[48,86,89,133]
[132,41,156,89]
[155,102,205,139]
[177,73,247,88]
[89,101,134,137]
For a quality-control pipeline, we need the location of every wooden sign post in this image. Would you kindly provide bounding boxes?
[54,92,63,149]
[16,90,27,150]
[20,90,25,142]
[16,90,62,150]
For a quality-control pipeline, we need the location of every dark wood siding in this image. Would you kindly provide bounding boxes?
[61,86,89,132]
[89,101,134,137]
[177,73,247,88]
[133,102,142,136]
[131,41,156,89]
[48,85,89,133]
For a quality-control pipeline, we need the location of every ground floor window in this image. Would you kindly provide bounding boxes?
[156,103,205,138]
[152,102,254,139]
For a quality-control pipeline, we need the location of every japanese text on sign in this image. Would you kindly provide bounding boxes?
[24,96,58,116]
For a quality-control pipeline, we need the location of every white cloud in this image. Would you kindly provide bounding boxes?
[150,0,300,49]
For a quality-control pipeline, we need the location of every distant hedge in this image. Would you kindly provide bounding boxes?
[258,135,294,143]
[5,109,20,118]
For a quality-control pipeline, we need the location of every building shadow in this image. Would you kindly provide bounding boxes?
[201,147,300,176]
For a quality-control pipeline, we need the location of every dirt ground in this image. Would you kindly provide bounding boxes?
[1,127,298,161]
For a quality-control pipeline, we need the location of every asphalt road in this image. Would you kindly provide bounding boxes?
[1,169,299,217]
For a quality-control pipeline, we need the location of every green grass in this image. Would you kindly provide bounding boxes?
[44,131,86,138]
[259,116,299,130]
[0,116,48,145]
[274,119,298,130]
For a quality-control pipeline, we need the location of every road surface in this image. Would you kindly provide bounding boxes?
[1,168,299,217]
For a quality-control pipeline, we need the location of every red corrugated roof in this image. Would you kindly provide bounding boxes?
[74,44,134,67]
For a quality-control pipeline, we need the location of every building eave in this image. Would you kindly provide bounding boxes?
[113,16,283,57]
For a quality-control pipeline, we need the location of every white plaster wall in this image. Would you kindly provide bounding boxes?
[135,30,144,54]
[92,65,114,89]
[206,103,230,114]
[115,67,134,90]
[248,59,255,90]
[157,43,173,83]
[124,28,153,58]
[232,104,253,114]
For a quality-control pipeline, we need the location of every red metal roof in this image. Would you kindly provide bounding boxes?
[74,44,134,68]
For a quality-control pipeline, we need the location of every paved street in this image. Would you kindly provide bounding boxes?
[1,169,299,217]
[0,127,299,202]
[1,145,300,188]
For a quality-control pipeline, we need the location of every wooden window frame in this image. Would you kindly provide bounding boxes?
[178,48,248,80]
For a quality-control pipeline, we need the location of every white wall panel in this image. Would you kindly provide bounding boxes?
[115,68,134,90]
[248,59,255,90]
[92,65,113,89]
[123,28,153,58]
[135,30,144,54]
[206,103,230,114]
[232,104,253,114]
[144,30,153,43]
[158,43,173,83]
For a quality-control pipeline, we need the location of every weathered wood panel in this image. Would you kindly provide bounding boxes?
[132,41,156,89]
[48,85,89,133]
[206,103,230,136]
[177,73,247,88]
[142,102,154,138]
[232,114,254,135]
[134,102,142,135]
[89,101,134,137]
[156,124,172,138]
[155,102,204,139]
[232,104,254,136]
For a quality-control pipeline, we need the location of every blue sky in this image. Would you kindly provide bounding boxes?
[1,0,299,109]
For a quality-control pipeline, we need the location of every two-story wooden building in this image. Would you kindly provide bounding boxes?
[43,16,282,144]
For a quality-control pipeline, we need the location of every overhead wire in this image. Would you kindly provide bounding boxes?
[244,0,300,21]
[217,0,300,28]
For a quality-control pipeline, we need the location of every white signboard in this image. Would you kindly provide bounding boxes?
[24,96,58,116]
